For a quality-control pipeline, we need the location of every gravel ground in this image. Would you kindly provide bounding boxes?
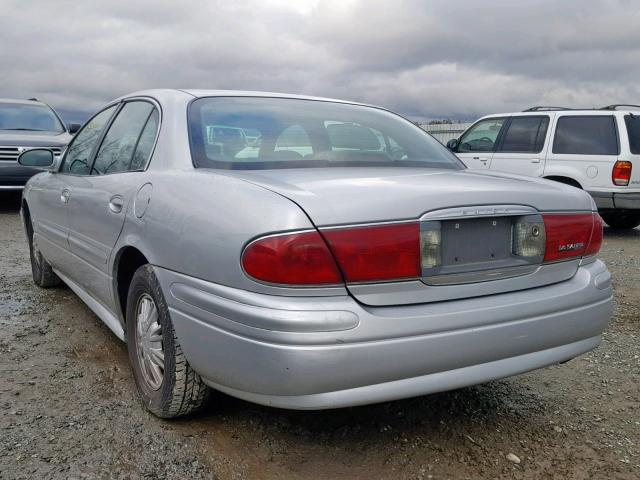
[0,191,638,479]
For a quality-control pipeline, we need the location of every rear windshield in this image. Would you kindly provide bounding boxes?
[625,114,640,154]
[188,97,463,170]
[0,103,64,133]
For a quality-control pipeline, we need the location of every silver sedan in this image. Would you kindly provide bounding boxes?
[18,90,612,418]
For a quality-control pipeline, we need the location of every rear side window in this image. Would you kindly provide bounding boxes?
[553,116,619,155]
[498,116,549,153]
[130,109,160,170]
[624,115,640,154]
[92,102,155,175]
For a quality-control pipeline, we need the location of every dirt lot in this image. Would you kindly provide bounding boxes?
[0,191,638,480]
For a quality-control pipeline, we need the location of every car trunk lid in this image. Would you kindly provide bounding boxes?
[224,167,595,305]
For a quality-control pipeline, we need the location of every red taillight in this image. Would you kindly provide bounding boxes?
[243,213,603,286]
[612,160,632,186]
[241,231,342,285]
[322,222,420,282]
[584,213,604,257]
[542,213,602,262]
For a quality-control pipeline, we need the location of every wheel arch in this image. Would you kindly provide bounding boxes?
[21,199,33,240]
[113,245,150,322]
[543,175,583,189]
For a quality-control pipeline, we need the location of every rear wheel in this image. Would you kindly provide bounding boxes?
[27,221,61,288]
[126,265,210,418]
[601,212,640,230]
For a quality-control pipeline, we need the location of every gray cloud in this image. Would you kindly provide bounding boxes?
[1,0,639,123]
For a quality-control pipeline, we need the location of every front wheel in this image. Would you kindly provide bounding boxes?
[601,212,640,230]
[126,265,210,418]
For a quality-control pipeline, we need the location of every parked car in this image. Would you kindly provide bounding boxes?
[0,98,80,190]
[446,105,640,229]
[19,90,611,418]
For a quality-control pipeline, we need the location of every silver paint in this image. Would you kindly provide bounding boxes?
[21,89,613,410]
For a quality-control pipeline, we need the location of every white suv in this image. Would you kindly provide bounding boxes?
[447,105,640,229]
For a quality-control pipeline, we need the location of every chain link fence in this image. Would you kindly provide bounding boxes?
[419,123,472,144]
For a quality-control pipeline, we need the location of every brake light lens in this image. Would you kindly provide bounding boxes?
[584,213,604,257]
[612,160,632,186]
[242,231,342,285]
[243,213,603,286]
[542,213,602,262]
[322,223,420,282]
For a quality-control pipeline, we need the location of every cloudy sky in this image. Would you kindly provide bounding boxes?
[2,0,639,123]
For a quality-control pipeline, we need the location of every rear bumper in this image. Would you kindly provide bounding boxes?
[588,190,640,210]
[155,260,612,409]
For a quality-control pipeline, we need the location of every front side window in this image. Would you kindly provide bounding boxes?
[553,116,619,155]
[60,105,117,175]
[457,118,505,153]
[92,102,155,175]
[498,116,549,153]
[188,97,463,170]
[624,115,640,154]
[0,103,64,133]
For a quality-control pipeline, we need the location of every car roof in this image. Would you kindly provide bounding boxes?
[118,88,376,108]
[0,98,48,106]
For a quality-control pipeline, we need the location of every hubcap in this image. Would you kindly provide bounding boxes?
[135,294,164,390]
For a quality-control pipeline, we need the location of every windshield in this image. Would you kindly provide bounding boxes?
[0,103,65,133]
[188,97,464,170]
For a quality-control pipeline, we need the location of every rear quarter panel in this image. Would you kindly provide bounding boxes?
[113,170,348,297]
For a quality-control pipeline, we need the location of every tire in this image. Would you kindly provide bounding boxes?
[126,265,210,418]
[27,223,61,288]
[601,212,640,230]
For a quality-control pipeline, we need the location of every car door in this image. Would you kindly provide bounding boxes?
[489,115,551,177]
[453,117,507,169]
[65,100,159,307]
[32,105,118,276]
[27,171,72,270]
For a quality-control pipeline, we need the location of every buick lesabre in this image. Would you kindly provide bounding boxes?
[19,90,612,417]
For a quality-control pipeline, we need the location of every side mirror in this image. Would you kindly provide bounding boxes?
[68,123,82,134]
[446,139,459,151]
[18,148,55,169]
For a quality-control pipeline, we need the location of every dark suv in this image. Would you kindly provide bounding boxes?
[0,98,79,190]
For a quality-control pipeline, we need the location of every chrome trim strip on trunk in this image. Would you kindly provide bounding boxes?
[423,264,539,286]
[420,204,538,221]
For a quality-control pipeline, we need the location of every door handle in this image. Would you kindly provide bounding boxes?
[531,158,541,163]
[109,195,124,214]
[60,189,70,204]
